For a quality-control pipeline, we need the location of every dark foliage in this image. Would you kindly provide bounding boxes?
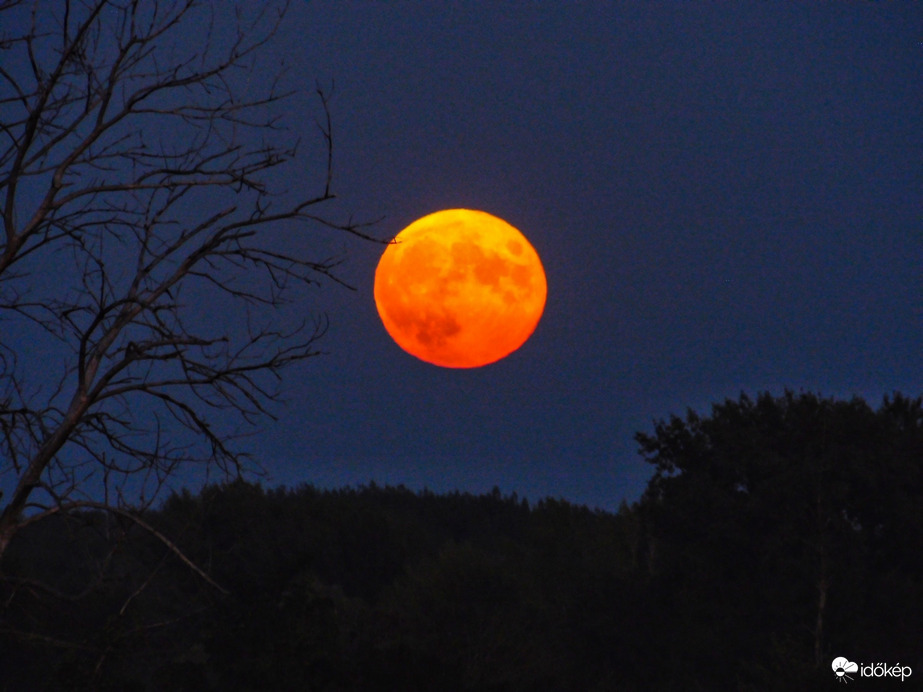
[1,391,920,690]
[635,390,923,689]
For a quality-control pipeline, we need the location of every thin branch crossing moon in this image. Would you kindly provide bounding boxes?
[374,209,547,368]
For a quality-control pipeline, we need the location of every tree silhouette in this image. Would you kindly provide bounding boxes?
[635,390,923,687]
[2,411,918,690]
[0,0,371,569]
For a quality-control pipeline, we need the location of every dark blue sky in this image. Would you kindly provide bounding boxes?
[5,2,921,512]
[237,1,920,511]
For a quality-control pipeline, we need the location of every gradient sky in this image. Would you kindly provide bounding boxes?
[6,2,922,512]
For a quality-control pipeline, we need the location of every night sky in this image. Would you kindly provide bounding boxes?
[7,2,923,512]
[240,1,921,511]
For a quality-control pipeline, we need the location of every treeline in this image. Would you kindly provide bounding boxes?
[1,391,921,690]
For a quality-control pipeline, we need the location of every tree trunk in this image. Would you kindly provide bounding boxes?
[814,568,827,669]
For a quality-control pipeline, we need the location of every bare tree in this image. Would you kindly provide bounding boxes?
[0,0,371,565]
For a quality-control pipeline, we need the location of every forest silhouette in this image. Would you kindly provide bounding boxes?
[1,390,920,690]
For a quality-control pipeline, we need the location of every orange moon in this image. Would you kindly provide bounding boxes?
[374,209,547,368]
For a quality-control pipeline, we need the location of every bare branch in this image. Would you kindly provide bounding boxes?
[0,0,381,572]
[14,500,228,595]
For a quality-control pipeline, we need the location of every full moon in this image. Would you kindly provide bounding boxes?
[374,209,547,368]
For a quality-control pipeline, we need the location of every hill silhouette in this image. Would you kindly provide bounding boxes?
[1,391,920,690]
